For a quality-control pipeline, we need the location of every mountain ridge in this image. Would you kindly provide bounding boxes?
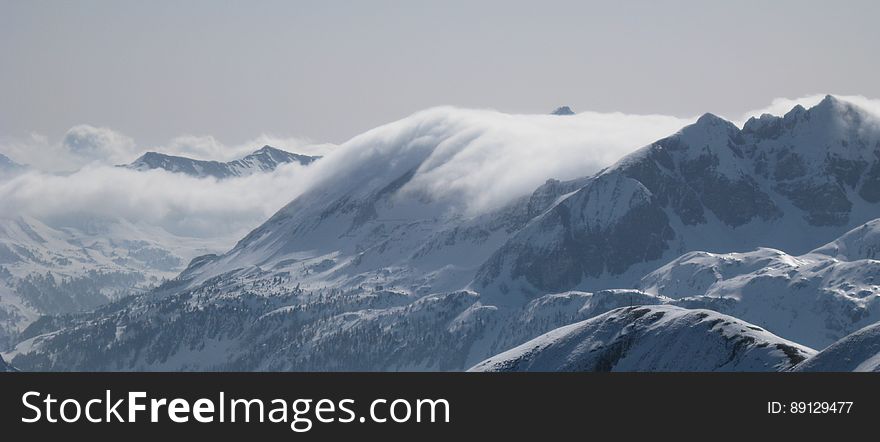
[475,95,880,299]
[123,145,320,179]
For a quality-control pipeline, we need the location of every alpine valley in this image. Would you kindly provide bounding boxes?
[5,96,880,372]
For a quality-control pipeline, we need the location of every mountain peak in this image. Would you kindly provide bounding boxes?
[136,151,165,160]
[695,112,728,126]
[682,112,741,138]
[551,106,575,115]
[253,145,280,154]
[818,94,840,108]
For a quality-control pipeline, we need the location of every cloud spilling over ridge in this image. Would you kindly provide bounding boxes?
[305,106,695,215]
[292,97,880,216]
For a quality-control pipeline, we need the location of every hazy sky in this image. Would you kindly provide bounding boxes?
[2,0,879,146]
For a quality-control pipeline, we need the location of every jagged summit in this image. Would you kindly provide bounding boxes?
[124,145,320,179]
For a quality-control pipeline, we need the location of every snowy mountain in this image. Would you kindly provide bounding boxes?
[476,95,880,298]
[551,106,575,115]
[124,145,319,179]
[167,109,603,299]
[7,96,880,371]
[468,305,815,372]
[793,322,880,372]
[639,219,880,349]
[0,215,230,349]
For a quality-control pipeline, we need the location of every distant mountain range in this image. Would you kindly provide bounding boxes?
[5,96,880,372]
[123,145,320,179]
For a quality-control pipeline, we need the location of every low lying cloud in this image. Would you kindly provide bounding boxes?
[62,124,139,165]
[0,127,333,172]
[0,162,318,239]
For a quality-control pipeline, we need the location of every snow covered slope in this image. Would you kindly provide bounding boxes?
[476,95,880,298]
[0,354,15,372]
[794,322,880,372]
[639,219,880,349]
[125,145,319,179]
[0,215,230,348]
[1,286,669,371]
[469,305,815,372]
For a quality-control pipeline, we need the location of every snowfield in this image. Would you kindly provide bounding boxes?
[794,322,880,372]
[468,305,815,372]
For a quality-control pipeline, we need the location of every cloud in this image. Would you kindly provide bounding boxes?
[0,127,335,172]
[295,95,880,218]
[0,126,333,241]
[62,124,138,165]
[0,132,76,172]
[300,106,696,216]
[0,125,139,172]
[0,162,317,239]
